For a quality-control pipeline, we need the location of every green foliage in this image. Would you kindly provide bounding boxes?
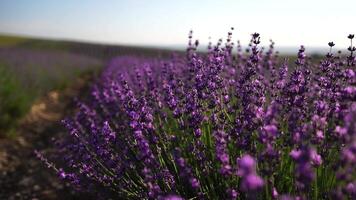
[0,64,33,136]
[0,35,28,47]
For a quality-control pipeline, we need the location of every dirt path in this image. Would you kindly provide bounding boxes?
[0,75,93,200]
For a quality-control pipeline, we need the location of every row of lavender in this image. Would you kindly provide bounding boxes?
[38,31,356,199]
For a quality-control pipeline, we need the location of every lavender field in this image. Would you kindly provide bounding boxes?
[31,31,355,200]
[1,32,356,199]
[1,1,356,200]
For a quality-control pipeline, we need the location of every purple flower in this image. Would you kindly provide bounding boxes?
[310,149,323,166]
[58,168,66,179]
[194,128,202,138]
[161,195,184,200]
[263,125,278,136]
[226,188,238,199]
[237,154,264,192]
[241,174,264,191]
[237,154,256,176]
[189,178,200,190]
[272,187,278,199]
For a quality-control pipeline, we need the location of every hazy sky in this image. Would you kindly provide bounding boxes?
[0,0,355,49]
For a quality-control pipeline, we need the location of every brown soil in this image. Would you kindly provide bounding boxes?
[0,75,93,200]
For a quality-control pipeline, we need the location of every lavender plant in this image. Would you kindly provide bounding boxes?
[37,30,356,199]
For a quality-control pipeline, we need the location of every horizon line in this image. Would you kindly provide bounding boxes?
[0,31,344,55]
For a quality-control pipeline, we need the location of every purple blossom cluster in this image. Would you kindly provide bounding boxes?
[38,31,356,199]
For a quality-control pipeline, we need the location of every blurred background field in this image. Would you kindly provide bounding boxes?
[0,35,102,137]
[0,34,178,137]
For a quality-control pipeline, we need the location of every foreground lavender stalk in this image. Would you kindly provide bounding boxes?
[38,32,356,199]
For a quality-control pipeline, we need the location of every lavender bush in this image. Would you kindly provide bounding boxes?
[38,30,356,199]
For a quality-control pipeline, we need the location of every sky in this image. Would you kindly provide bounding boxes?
[0,0,355,51]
